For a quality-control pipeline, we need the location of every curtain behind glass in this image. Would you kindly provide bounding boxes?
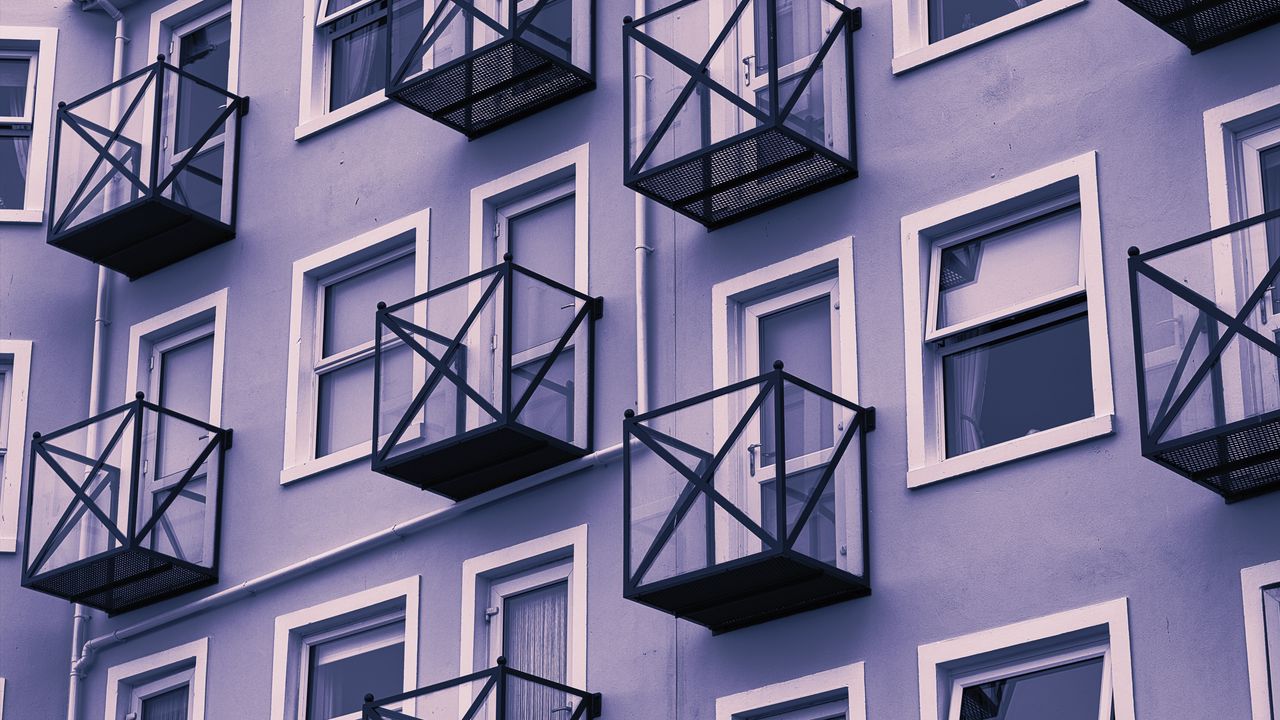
[958,657,1103,720]
[0,58,30,209]
[503,581,569,720]
[758,297,833,462]
[140,686,190,720]
[307,637,405,720]
[330,16,386,110]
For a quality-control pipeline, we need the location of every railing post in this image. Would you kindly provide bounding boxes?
[127,392,145,548]
[373,302,387,460]
[501,255,514,421]
[773,361,786,546]
[496,655,509,720]
[149,59,165,197]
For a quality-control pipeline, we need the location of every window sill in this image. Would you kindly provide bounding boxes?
[891,0,1087,75]
[0,536,14,553]
[0,208,44,224]
[280,444,369,485]
[907,413,1113,488]
[294,92,391,141]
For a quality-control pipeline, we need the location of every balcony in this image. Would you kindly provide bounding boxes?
[22,393,231,614]
[623,363,873,633]
[622,0,859,229]
[386,0,595,138]
[372,256,602,500]
[362,657,601,720]
[1113,0,1280,52]
[48,58,247,280]
[1129,208,1280,501]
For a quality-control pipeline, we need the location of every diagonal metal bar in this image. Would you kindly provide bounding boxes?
[60,113,150,193]
[29,446,128,575]
[153,102,237,199]
[155,514,187,562]
[55,116,150,233]
[382,313,457,346]
[394,2,463,84]
[784,419,859,549]
[1149,313,1208,435]
[449,0,510,38]
[510,303,590,421]
[382,311,502,421]
[460,675,498,720]
[777,19,843,123]
[1136,262,1280,356]
[134,436,219,546]
[514,0,552,35]
[27,467,120,577]
[57,145,142,234]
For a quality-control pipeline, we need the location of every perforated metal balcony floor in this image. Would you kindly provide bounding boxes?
[50,197,235,280]
[25,546,217,615]
[627,552,871,634]
[1148,414,1280,502]
[1115,0,1280,50]
[389,40,594,139]
[628,126,856,229]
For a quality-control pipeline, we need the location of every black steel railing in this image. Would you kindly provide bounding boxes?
[22,392,231,614]
[1112,0,1280,52]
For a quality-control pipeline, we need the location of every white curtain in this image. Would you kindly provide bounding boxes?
[504,582,569,720]
[6,91,29,189]
[140,687,189,720]
[335,24,382,106]
[948,348,989,455]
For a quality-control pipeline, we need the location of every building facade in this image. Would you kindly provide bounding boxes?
[0,0,1279,717]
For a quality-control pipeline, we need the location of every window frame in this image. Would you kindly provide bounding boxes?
[0,26,57,223]
[900,151,1113,488]
[889,0,1084,74]
[282,209,429,485]
[484,557,573,671]
[0,49,36,124]
[917,598,1134,720]
[0,340,31,554]
[269,576,420,720]
[715,663,866,720]
[1241,560,1280,720]
[103,637,209,720]
[944,637,1112,720]
[298,609,407,720]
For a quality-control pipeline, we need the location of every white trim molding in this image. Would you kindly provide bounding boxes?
[0,676,6,720]
[281,209,430,484]
[459,525,588,688]
[294,0,392,141]
[147,0,242,93]
[900,151,1114,488]
[104,637,210,720]
[1204,82,1280,229]
[270,575,421,720]
[0,339,32,553]
[890,0,1084,75]
[917,598,1135,720]
[0,26,58,224]
[715,663,867,720]
[1242,559,1280,720]
[125,288,229,424]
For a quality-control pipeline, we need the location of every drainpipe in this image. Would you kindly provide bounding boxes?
[632,1,652,414]
[68,3,125,720]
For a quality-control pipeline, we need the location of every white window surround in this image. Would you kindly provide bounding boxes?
[459,525,587,689]
[716,663,866,720]
[0,340,32,553]
[889,0,1084,74]
[1204,83,1280,229]
[900,151,1113,488]
[125,289,228,423]
[0,677,6,720]
[1241,559,1280,720]
[917,598,1135,720]
[147,0,242,92]
[0,26,57,224]
[295,0,393,141]
[270,575,421,720]
[103,637,209,720]
[282,209,430,485]
[469,143,590,292]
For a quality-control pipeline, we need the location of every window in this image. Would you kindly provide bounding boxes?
[0,27,56,223]
[716,664,865,720]
[1241,560,1280,719]
[889,0,1082,74]
[104,638,208,720]
[283,210,429,484]
[901,152,1113,488]
[918,599,1134,720]
[0,340,31,554]
[270,577,420,720]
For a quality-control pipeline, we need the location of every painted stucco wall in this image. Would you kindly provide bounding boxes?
[1,0,1279,718]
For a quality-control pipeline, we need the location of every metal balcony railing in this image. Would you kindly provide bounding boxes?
[22,393,231,614]
[387,0,595,138]
[623,0,859,229]
[1113,0,1280,52]
[48,57,247,279]
[362,657,601,720]
[372,256,602,500]
[623,362,873,633]
[1128,207,1280,501]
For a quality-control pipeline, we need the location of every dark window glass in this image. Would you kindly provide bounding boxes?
[327,1,423,111]
[927,0,1042,42]
[305,631,404,720]
[959,657,1104,720]
[0,133,30,210]
[0,58,29,118]
[175,16,232,151]
[503,581,569,720]
[140,685,190,720]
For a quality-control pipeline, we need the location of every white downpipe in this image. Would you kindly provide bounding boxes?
[69,4,125,720]
[632,0,652,414]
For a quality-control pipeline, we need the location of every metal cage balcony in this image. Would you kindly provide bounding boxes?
[372,256,602,500]
[48,57,247,280]
[622,0,859,229]
[623,363,873,633]
[1129,208,1280,502]
[1113,0,1280,52]
[21,393,231,614]
[387,0,595,138]
[362,657,602,720]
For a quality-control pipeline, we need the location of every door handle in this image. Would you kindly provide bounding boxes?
[747,443,760,476]
[742,54,755,85]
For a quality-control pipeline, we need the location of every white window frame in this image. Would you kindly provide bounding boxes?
[148,0,243,93]
[103,637,209,720]
[1205,83,1280,230]
[917,598,1135,720]
[0,677,5,720]
[900,151,1113,488]
[459,525,587,699]
[0,340,32,553]
[282,209,430,484]
[1242,559,1280,720]
[0,26,57,223]
[270,576,420,720]
[716,663,866,720]
[125,289,228,423]
[296,0,394,140]
[889,0,1084,75]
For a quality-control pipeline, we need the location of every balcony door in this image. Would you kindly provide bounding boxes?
[485,564,571,720]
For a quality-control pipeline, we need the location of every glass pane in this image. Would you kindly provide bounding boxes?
[307,632,405,720]
[958,657,1104,720]
[325,0,369,15]
[1264,145,1280,213]
[754,0,823,74]
[938,207,1081,330]
[156,334,215,481]
[330,11,390,111]
[508,195,576,357]
[323,252,416,357]
[943,312,1093,457]
[1264,586,1280,719]
[761,466,835,563]
[503,581,568,720]
[0,134,30,211]
[141,685,190,720]
[319,347,412,456]
[176,16,232,151]
[759,297,833,461]
[0,58,29,118]
[928,0,1043,42]
[754,697,848,720]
